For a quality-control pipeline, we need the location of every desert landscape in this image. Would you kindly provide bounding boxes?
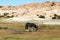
[0,1,60,40]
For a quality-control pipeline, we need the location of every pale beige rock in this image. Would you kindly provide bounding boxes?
[0,2,60,19]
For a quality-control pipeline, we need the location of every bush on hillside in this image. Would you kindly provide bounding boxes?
[52,16,56,19]
[3,13,9,16]
[5,15,14,18]
[57,15,60,19]
[54,14,58,17]
[39,15,45,18]
[37,14,39,16]
[0,15,5,18]
[51,2,56,6]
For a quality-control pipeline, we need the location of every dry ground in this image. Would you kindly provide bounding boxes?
[0,29,60,40]
[0,19,60,40]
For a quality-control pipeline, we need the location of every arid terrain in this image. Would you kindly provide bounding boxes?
[0,19,59,40]
[0,2,60,18]
[0,1,60,40]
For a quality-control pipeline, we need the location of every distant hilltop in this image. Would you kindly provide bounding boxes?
[0,2,60,10]
[0,2,60,19]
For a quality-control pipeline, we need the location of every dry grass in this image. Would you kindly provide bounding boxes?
[0,19,60,40]
[0,30,60,40]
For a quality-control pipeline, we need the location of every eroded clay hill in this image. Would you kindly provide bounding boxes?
[0,2,60,19]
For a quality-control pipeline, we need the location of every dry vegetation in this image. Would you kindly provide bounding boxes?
[0,20,60,40]
[0,1,60,40]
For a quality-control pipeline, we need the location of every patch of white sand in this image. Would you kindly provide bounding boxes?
[6,17,46,21]
[3,17,60,25]
[6,17,32,22]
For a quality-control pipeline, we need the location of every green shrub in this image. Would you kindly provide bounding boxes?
[0,16,2,18]
[51,2,56,6]
[5,16,11,18]
[0,15,5,18]
[52,17,56,19]
[39,15,45,18]
[3,13,9,16]
[5,15,14,18]
[11,15,14,17]
[37,14,39,16]
[54,14,58,17]
[57,15,60,19]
